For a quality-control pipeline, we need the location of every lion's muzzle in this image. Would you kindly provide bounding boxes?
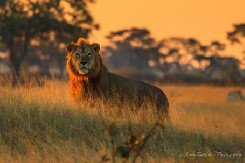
[78,60,89,74]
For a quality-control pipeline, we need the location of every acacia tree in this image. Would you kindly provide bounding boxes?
[228,24,245,44]
[227,23,245,62]
[0,0,99,86]
[104,27,165,69]
[162,37,201,66]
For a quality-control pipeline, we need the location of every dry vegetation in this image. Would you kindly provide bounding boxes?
[164,85,245,137]
[0,79,244,162]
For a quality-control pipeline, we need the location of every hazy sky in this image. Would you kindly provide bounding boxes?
[89,0,245,60]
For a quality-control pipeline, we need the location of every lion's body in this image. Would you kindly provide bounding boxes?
[107,70,169,110]
[66,38,169,119]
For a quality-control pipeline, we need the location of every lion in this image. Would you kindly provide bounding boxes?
[66,38,169,121]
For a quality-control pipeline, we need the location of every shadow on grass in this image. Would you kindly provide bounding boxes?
[0,101,244,161]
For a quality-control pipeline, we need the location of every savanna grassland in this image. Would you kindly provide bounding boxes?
[0,80,244,162]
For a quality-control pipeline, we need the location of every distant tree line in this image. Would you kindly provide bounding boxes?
[103,26,244,85]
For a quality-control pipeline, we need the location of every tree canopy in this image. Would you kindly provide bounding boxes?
[104,27,165,69]
[227,24,245,44]
[0,0,99,85]
[227,23,245,65]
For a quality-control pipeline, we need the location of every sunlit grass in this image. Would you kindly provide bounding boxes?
[0,80,244,162]
[162,85,245,137]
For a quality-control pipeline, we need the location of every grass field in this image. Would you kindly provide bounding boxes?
[0,80,244,162]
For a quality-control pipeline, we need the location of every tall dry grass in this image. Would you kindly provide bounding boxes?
[163,85,245,137]
[0,79,244,162]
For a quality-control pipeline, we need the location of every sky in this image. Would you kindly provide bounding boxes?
[89,0,245,61]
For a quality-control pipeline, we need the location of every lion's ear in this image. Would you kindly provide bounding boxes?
[92,43,100,53]
[66,43,77,53]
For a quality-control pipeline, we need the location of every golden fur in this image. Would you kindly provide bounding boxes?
[66,38,169,120]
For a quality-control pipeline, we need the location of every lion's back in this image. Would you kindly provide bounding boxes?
[107,72,169,113]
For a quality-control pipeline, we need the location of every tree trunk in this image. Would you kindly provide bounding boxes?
[10,59,21,87]
[8,34,30,87]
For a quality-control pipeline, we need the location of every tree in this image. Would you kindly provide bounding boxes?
[0,0,99,86]
[189,38,240,84]
[104,27,165,69]
[162,37,201,66]
[227,24,245,44]
[227,23,245,63]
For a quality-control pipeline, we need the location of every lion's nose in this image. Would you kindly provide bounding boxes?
[80,61,87,65]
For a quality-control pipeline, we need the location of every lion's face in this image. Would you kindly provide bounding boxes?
[66,42,100,76]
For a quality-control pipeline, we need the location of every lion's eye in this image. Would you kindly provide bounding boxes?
[88,52,92,56]
[76,53,80,58]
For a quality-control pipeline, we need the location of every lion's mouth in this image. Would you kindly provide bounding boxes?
[78,66,89,74]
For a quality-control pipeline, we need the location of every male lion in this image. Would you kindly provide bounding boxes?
[66,38,169,120]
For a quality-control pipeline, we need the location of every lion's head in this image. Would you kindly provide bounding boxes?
[66,38,101,79]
